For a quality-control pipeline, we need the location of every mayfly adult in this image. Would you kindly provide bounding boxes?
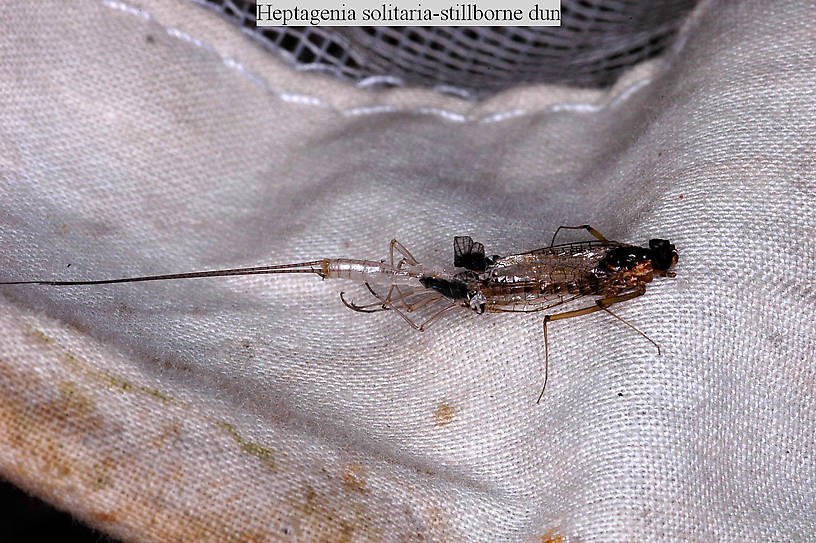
[0,225,678,402]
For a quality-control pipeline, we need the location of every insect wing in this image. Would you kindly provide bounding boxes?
[481,246,612,313]
[453,236,487,272]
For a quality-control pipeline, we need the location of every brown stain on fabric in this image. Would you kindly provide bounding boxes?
[289,484,379,543]
[433,402,458,427]
[89,509,121,524]
[422,505,453,542]
[50,381,105,434]
[341,464,369,494]
[278,459,435,542]
[0,355,281,543]
[540,529,564,543]
[151,422,182,450]
[25,327,52,345]
[5,324,433,541]
[18,326,281,472]
[0,363,105,490]
[0,360,44,449]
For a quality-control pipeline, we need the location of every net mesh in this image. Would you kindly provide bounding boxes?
[198,0,699,96]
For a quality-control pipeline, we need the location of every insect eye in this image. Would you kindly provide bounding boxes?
[649,239,678,271]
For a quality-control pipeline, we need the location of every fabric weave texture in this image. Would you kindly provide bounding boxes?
[0,1,814,542]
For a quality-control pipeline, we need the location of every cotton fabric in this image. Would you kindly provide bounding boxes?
[0,1,814,541]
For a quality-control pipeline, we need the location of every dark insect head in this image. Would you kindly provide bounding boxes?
[648,239,679,273]
[600,239,678,277]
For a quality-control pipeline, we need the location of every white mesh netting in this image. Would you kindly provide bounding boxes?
[199,0,699,95]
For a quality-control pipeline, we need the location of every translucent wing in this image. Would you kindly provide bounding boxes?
[453,236,487,272]
[481,243,615,312]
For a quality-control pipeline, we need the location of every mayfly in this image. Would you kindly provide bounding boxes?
[0,225,678,402]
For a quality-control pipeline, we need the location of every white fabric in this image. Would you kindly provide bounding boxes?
[1,1,814,541]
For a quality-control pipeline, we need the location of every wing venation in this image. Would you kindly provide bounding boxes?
[453,236,487,272]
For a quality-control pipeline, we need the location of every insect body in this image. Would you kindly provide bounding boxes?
[371,226,678,401]
[0,225,678,402]
[464,233,677,315]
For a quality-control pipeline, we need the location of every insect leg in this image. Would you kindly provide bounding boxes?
[596,288,660,353]
[364,283,442,313]
[339,291,388,312]
[361,282,425,330]
[536,288,646,404]
[382,239,422,307]
[537,321,551,404]
[550,224,609,247]
[387,300,457,331]
[389,239,419,267]
[543,289,645,324]
[340,287,439,313]
[401,292,444,312]
[417,302,459,331]
[596,304,660,355]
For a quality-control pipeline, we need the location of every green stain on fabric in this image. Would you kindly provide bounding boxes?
[215,421,276,467]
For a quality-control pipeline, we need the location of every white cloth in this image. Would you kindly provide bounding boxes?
[1,1,814,541]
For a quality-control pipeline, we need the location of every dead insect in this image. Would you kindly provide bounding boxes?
[1,225,678,402]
